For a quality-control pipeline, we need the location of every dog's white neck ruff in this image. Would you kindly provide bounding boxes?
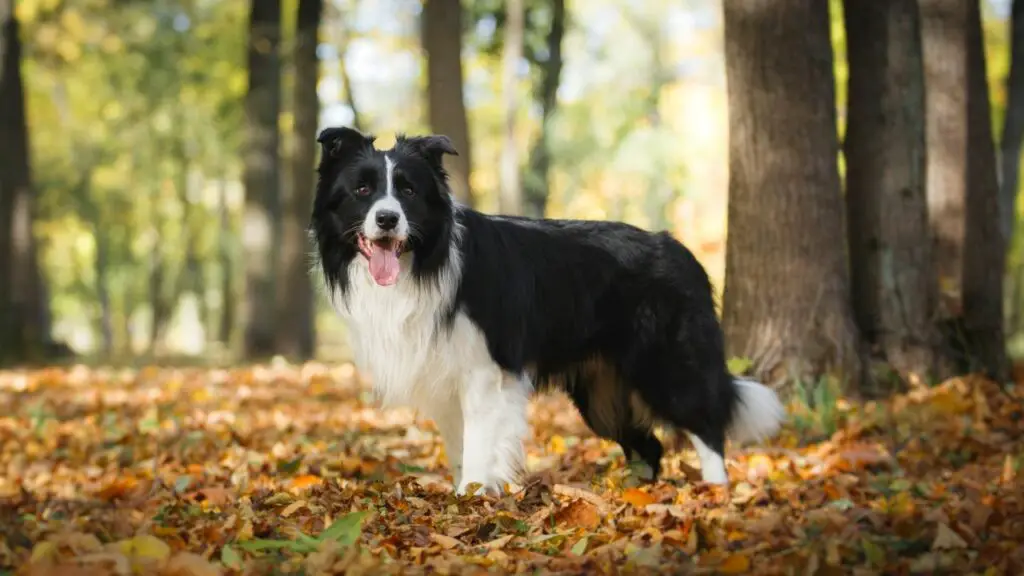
[329,214,530,495]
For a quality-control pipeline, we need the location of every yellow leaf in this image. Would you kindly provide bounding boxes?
[29,541,58,564]
[429,533,462,550]
[718,554,751,574]
[621,488,656,508]
[288,475,322,491]
[549,435,568,455]
[280,500,307,517]
[113,534,171,563]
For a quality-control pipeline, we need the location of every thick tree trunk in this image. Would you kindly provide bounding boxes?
[243,0,283,359]
[0,8,48,361]
[963,1,1010,381]
[422,0,474,206]
[843,0,947,386]
[920,0,969,317]
[523,0,565,219]
[721,0,861,393]
[498,0,524,215]
[276,0,321,361]
[1001,0,1024,242]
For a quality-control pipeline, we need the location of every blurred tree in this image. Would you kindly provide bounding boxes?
[0,2,50,362]
[523,0,564,218]
[325,0,363,131]
[467,0,565,217]
[243,0,283,359]
[422,0,474,206]
[276,0,321,360]
[843,0,947,386]
[498,0,524,215]
[721,0,861,393]
[1001,0,1024,243]
[921,0,968,318]
[963,0,1009,380]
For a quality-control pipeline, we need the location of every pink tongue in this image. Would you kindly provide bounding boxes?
[368,244,400,286]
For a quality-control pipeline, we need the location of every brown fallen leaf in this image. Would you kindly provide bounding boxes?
[163,552,223,576]
[429,533,462,550]
[483,534,515,550]
[932,523,968,550]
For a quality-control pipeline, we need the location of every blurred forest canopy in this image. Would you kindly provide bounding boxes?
[0,0,1021,396]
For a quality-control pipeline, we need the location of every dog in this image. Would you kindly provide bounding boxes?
[309,126,785,495]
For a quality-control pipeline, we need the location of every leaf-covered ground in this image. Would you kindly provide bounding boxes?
[1,363,1022,575]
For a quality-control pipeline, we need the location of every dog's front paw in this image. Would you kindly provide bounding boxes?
[454,478,502,497]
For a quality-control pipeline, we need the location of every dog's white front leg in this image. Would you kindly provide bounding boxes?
[429,399,464,486]
[456,368,530,496]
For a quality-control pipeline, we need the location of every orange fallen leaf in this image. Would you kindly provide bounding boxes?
[554,499,602,530]
[621,488,656,508]
[289,474,322,491]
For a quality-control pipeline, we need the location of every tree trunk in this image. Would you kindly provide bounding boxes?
[218,177,236,348]
[843,0,947,387]
[962,0,1010,381]
[523,0,565,219]
[498,0,524,215]
[721,0,861,393]
[920,0,969,317]
[243,0,283,360]
[1001,0,1024,242]
[422,0,474,206]
[329,2,363,132]
[94,223,114,358]
[0,7,48,362]
[276,0,320,361]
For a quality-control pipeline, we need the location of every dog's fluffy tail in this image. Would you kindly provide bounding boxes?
[726,377,785,445]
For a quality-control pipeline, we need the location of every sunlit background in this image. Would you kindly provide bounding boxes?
[6,0,1021,363]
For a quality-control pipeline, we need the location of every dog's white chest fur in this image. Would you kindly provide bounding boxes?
[336,258,484,406]
[331,256,531,495]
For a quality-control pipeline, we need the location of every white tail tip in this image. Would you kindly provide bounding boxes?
[727,377,785,445]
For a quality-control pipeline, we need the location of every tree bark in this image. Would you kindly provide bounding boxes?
[920,0,969,317]
[243,0,283,359]
[498,0,524,215]
[218,177,235,348]
[843,0,947,386]
[963,0,1010,381]
[523,0,565,219]
[721,0,861,393]
[0,7,48,362]
[422,0,474,206]
[276,0,321,361]
[1001,0,1024,243]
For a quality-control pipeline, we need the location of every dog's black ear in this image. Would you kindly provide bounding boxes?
[397,134,459,166]
[317,126,375,160]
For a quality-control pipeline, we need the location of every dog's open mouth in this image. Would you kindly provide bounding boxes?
[357,233,405,287]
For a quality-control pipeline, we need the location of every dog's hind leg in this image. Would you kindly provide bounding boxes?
[564,362,665,481]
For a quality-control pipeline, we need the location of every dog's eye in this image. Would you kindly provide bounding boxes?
[401,188,415,198]
[354,186,370,196]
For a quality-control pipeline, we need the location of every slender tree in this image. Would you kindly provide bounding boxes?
[721,0,861,392]
[243,0,283,359]
[843,0,946,385]
[277,0,322,360]
[498,0,524,215]
[422,0,474,206]
[963,0,1009,380]
[1001,0,1024,243]
[523,0,565,218]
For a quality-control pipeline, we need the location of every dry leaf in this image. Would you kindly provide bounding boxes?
[621,488,656,508]
[554,499,601,530]
[932,523,968,550]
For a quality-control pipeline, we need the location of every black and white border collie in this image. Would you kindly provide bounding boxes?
[310,127,785,495]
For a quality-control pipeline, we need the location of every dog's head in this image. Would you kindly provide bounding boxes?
[311,127,459,288]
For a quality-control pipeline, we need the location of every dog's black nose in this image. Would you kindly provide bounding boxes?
[376,210,400,231]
